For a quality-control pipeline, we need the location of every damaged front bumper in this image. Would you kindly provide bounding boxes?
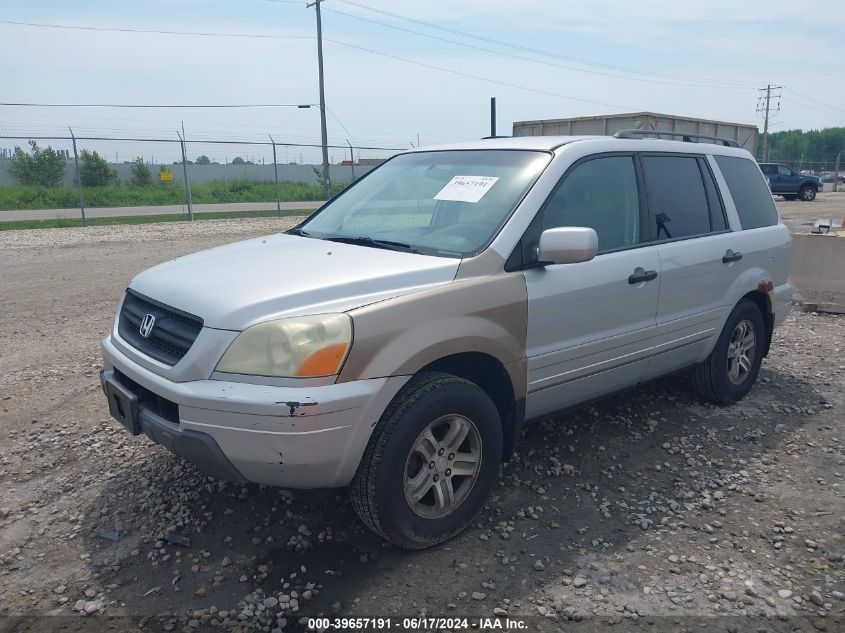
[101,334,408,489]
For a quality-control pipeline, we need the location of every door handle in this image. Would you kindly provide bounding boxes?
[722,249,743,263]
[628,268,658,284]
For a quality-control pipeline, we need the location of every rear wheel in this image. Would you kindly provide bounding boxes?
[798,185,817,201]
[350,372,502,549]
[691,299,766,404]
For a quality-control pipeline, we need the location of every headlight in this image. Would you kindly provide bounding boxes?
[216,314,352,378]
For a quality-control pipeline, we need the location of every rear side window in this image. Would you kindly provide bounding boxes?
[714,156,779,229]
[641,155,711,240]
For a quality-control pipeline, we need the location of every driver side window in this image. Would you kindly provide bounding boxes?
[540,155,641,252]
[777,165,793,177]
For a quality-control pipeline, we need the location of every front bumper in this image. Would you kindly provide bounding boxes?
[101,334,409,488]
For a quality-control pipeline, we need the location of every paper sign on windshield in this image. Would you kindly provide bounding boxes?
[434,175,499,203]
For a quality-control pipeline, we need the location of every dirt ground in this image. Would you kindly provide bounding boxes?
[1,212,843,633]
[776,191,844,233]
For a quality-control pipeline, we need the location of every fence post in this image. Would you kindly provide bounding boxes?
[68,127,86,226]
[270,135,281,216]
[834,152,841,194]
[347,140,355,183]
[177,130,193,220]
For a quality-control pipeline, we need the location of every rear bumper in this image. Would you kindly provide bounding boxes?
[773,282,793,328]
[101,334,409,488]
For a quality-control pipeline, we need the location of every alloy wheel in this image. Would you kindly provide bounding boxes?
[403,414,482,519]
[727,319,756,385]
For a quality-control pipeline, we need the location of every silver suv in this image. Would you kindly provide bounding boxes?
[101,132,791,549]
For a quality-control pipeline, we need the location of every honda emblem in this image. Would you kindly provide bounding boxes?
[139,313,156,338]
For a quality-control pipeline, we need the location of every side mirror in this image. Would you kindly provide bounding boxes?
[537,227,598,265]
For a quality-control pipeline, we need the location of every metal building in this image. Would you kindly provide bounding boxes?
[512,112,759,153]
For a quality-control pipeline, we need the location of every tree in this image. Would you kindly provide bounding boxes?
[130,157,152,186]
[766,127,845,163]
[80,150,118,187]
[231,156,245,165]
[8,141,66,187]
[195,155,211,164]
[311,166,329,191]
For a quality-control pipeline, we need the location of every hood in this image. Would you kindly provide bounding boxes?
[129,233,460,330]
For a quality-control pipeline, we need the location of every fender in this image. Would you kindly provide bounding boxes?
[338,271,528,401]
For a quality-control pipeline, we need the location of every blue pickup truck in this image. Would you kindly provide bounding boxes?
[758,163,821,201]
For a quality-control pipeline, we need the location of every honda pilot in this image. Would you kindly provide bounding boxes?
[101,132,792,549]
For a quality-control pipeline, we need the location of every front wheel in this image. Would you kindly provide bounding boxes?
[690,299,766,404]
[350,372,502,549]
[799,185,817,201]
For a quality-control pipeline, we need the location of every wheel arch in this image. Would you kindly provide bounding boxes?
[418,352,523,461]
[739,289,774,357]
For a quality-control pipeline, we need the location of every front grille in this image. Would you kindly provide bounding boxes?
[114,368,179,424]
[117,290,203,366]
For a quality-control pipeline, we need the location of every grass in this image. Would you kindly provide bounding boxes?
[0,180,342,211]
[0,209,310,231]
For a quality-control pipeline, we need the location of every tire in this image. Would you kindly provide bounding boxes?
[350,371,502,549]
[798,185,817,201]
[690,299,766,405]
[782,194,797,201]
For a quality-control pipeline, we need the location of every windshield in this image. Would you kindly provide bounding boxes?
[298,150,551,257]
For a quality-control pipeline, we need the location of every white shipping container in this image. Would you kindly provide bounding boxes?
[512,112,758,153]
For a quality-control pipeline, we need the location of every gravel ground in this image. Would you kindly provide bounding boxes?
[1,215,843,632]
[776,192,844,234]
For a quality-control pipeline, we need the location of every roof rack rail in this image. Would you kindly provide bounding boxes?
[613,129,739,148]
[481,135,512,139]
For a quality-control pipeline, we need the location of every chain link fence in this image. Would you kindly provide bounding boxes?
[0,132,405,224]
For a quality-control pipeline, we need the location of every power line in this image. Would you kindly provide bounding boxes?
[333,0,757,88]
[322,6,749,90]
[783,88,845,117]
[0,102,318,109]
[0,19,312,40]
[782,95,845,121]
[323,38,636,111]
[0,18,638,111]
[325,106,355,141]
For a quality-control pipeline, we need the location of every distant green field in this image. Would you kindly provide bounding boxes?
[0,209,309,231]
[0,180,341,211]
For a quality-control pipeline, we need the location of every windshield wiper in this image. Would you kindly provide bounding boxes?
[286,227,312,237]
[323,235,422,254]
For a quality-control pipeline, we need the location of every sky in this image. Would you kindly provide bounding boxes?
[1,0,843,156]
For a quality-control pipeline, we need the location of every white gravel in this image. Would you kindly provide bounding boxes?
[0,216,303,250]
[0,213,843,629]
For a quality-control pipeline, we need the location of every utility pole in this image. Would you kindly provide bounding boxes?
[490,97,497,137]
[177,123,193,221]
[346,140,355,183]
[68,127,86,227]
[758,84,782,162]
[308,0,331,200]
[270,135,281,215]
